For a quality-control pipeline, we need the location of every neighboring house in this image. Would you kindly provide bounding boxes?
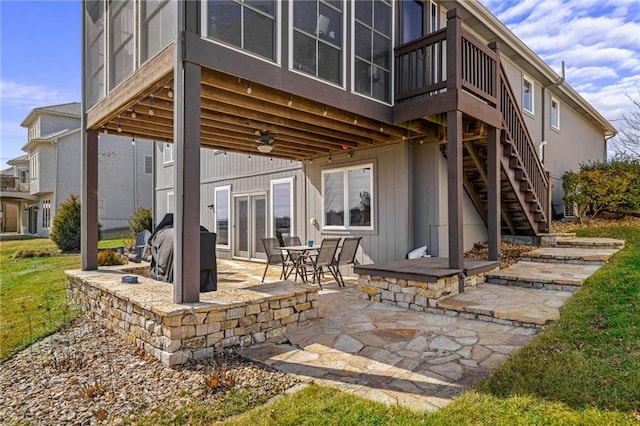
[0,102,153,236]
[82,0,615,296]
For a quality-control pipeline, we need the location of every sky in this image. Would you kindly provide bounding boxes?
[1,0,639,169]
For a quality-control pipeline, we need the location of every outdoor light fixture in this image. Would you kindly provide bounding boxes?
[131,110,136,119]
[168,89,173,98]
[148,106,154,116]
[246,84,252,95]
[117,125,122,133]
[256,130,275,153]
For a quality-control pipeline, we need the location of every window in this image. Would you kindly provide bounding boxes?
[141,0,175,63]
[270,178,293,242]
[322,164,373,229]
[523,77,534,114]
[401,0,423,44]
[551,98,560,130]
[353,0,392,103]
[42,200,51,228]
[30,154,39,180]
[167,191,174,213]
[292,0,343,85]
[98,198,106,217]
[144,155,153,174]
[108,0,134,90]
[214,186,230,247]
[204,0,277,61]
[86,0,105,107]
[163,143,174,164]
[19,169,28,184]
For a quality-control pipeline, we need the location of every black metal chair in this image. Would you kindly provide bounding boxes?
[260,237,292,282]
[332,236,361,287]
[301,237,341,289]
[284,236,302,247]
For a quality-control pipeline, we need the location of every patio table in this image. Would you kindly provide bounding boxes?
[277,245,320,282]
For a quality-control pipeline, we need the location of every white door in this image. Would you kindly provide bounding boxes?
[233,193,267,260]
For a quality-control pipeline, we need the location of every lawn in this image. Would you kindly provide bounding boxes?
[0,232,131,360]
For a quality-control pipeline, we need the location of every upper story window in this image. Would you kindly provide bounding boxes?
[523,77,534,115]
[141,0,175,63]
[322,163,373,230]
[353,0,392,103]
[108,0,134,90]
[163,143,174,165]
[551,98,560,130]
[42,200,51,228]
[204,0,277,62]
[401,0,424,44]
[30,154,39,180]
[292,0,344,85]
[86,0,105,107]
[28,124,40,140]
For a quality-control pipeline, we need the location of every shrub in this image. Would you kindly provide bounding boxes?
[563,158,640,222]
[11,249,55,258]
[50,194,82,252]
[97,249,128,266]
[128,207,153,239]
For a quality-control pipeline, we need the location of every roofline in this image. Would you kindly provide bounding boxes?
[20,103,81,128]
[459,1,617,136]
[7,155,29,165]
[20,128,81,152]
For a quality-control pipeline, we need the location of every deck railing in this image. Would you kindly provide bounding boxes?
[1,176,29,192]
[395,12,497,106]
[499,63,549,226]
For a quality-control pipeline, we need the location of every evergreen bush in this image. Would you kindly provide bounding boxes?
[50,194,82,252]
[128,206,153,238]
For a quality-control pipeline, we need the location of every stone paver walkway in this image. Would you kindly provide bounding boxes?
[238,285,538,411]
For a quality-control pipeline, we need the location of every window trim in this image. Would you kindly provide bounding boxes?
[522,76,534,115]
[163,143,174,165]
[214,185,231,249]
[321,162,374,231]
[289,0,347,89]
[350,0,393,105]
[201,0,282,65]
[551,97,560,131]
[166,191,174,214]
[270,177,294,240]
[30,154,39,180]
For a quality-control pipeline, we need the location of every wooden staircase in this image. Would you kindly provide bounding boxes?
[455,63,550,236]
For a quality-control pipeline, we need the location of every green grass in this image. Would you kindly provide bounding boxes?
[0,238,80,360]
[1,235,130,360]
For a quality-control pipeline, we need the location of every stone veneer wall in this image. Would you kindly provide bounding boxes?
[357,272,491,312]
[67,275,319,366]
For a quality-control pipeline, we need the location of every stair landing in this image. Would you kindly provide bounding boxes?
[486,261,601,290]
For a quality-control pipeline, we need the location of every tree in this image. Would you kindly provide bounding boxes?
[50,194,82,252]
[128,206,153,238]
[611,91,640,159]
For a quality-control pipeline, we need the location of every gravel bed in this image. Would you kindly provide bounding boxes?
[0,316,299,425]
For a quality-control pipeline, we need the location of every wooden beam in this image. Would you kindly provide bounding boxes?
[487,126,501,261]
[447,110,464,293]
[81,129,99,270]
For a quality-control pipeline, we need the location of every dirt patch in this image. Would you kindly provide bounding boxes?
[465,241,534,268]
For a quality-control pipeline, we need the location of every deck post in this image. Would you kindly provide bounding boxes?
[487,125,501,261]
[80,129,99,271]
[173,0,201,304]
[447,110,464,293]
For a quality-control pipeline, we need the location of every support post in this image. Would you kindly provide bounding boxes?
[173,0,201,303]
[447,110,464,292]
[487,126,501,261]
[81,2,98,271]
[81,129,99,270]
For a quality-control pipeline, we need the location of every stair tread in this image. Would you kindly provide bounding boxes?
[487,261,601,286]
[557,237,624,248]
[521,247,620,262]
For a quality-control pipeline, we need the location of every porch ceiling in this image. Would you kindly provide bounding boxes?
[87,47,442,161]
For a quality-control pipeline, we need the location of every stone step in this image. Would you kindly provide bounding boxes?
[435,283,573,327]
[556,237,624,249]
[485,261,602,291]
[520,247,620,265]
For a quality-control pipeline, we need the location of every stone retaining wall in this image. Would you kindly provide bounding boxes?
[67,273,319,366]
[356,272,493,312]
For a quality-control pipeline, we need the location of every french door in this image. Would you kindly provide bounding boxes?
[233,193,267,261]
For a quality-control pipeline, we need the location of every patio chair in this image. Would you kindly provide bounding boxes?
[332,236,361,287]
[261,237,293,282]
[127,229,152,263]
[301,237,341,289]
[284,236,302,247]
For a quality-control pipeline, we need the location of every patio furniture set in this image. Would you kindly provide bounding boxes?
[261,236,361,289]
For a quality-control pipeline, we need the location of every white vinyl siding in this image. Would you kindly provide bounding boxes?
[163,143,174,165]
